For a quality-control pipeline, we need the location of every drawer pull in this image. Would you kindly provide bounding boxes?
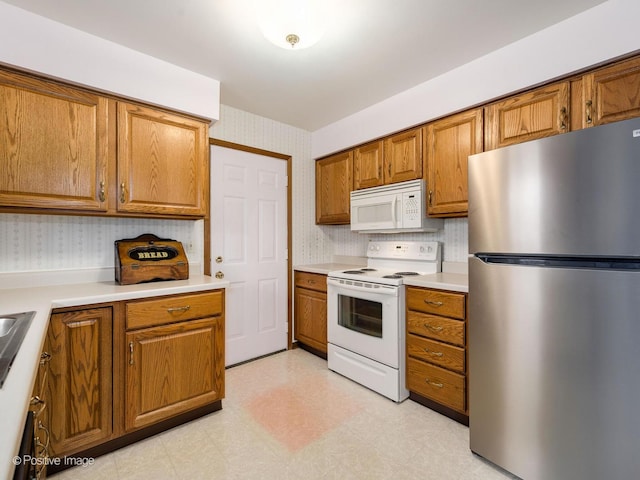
[307,279,316,285]
[424,300,443,307]
[425,378,444,388]
[423,348,444,357]
[167,305,191,313]
[424,323,443,332]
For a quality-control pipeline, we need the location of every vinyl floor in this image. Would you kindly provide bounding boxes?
[50,348,518,479]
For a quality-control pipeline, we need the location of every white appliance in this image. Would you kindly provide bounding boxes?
[350,179,443,233]
[327,241,441,402]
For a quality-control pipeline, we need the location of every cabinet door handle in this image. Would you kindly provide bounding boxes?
[99,180,106,202]
[428,190,433,206]
[40,352,51,365]
[586,100,593,124]
[387,162,391,178]
[559,106,567,130]
[424,300,443,307]
[424,323,443,332]
[120,182,126,203]
[425,378,444,388]
[423,348,444,357]
[167,305,191,313]
[129,342,134,365]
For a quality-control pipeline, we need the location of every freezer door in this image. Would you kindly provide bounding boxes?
[469,256,640,480]
[468,117,640,256]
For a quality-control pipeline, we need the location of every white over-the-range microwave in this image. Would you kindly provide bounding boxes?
[350,179,443,233]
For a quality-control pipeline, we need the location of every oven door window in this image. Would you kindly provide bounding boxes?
[337,294,383,338]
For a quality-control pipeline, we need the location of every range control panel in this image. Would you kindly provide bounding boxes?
[367,241,440,261]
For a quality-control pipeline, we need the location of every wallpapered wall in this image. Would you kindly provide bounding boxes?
[211,105,469,266]
[0,214,203,273]
[0,104,468,275]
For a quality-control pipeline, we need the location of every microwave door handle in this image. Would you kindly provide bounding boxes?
[391,196,397,226]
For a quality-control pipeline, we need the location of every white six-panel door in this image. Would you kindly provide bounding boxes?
[210,145,288,366]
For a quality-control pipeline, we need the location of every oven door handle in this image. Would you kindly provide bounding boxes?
[327,277,399,296]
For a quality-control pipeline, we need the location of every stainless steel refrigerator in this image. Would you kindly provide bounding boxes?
[468,117,640,480]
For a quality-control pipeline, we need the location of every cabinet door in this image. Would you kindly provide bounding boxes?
[315,151,352,224]
[485,81,569,150]
[426,108,483,217]
[0,70,110,211]
[125,317,224,430]
[47,307,112,456]
[383,127,423,184]
[294,286,327,353]
[582,56,640,128]
[353,140,384,190]
[117,102,208,216]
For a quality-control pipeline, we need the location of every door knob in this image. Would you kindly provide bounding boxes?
[215,271,224,279]
[215,256,223,264]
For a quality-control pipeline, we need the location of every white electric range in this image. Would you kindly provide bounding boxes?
[326,241,441,402]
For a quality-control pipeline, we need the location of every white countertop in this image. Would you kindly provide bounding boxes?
[293,262,367,275]
[402,272,469,293]
[0,274,228,480]
[294,262,468,293]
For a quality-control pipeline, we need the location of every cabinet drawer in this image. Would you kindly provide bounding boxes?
[294,271,327,293]
[407,310,464,346]
[126,290,223,330]
[407,334,465,373]
[407,358,466,412]
[406,287,465,319]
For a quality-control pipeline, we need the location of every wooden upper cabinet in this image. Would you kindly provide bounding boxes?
[485,81,569,150]
[383,127,423,183]
[316,151,352,224]
[117,102,208,216]
[426,108,483,217]
[581,56,640,128]
[353,140,384,189]
[0,69,111,211]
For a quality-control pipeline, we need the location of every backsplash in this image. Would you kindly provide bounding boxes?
[321,218,469,263]
[0,213,203,273]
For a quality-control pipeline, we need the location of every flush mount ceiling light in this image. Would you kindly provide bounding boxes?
[257,0,329,50]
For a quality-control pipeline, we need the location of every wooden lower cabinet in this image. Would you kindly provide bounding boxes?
[47,307,113,457]
[294,271,328,355]
[45,289,225,462]
[125,317,224,430]
[406,286,468,424]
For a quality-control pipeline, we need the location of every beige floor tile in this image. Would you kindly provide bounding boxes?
[49,348,518,480]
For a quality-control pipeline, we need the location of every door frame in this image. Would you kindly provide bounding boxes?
[205,138,293,350]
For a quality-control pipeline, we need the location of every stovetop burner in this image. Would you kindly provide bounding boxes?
[328,241,441,286]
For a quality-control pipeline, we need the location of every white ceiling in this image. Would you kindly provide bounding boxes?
[3,0,605,131]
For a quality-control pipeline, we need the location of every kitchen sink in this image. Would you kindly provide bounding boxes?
[0,311,35,388]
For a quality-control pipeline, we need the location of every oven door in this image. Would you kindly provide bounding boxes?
[327,277,402,368]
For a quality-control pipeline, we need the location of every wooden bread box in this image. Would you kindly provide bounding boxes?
[115,233,189,285]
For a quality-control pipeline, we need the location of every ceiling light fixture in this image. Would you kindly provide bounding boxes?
[257,0,328,50]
